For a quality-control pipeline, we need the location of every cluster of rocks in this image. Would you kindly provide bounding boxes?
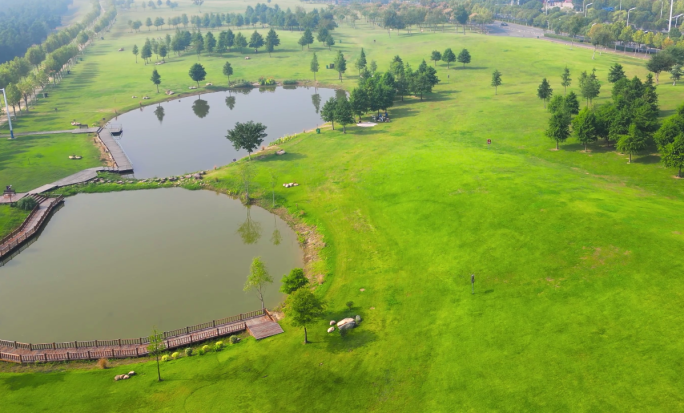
[114,371,136,381]
[188,86,197,90]
[283,182,299,188]
[327,315,362,333]
[206,83,213,86]
[276,150,286,155]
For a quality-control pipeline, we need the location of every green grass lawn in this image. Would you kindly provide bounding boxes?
[0,205,30,238]
[1,3,684,411]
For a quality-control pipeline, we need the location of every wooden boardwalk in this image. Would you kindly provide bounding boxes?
[0,195,63,258]
[97,128,132,172]
[0,310,284,364]
[0,127,99,138]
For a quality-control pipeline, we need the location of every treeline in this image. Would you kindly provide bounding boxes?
[541,63,684,176]
[0,0,79,64]
[128,3,338,32]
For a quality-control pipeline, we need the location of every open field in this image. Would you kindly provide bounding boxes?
[1,2,684,411]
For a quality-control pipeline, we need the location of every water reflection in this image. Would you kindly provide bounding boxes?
[192,97,210,119]
[225,96,236,110]
[154,105,165,124]
[237,205,262,245]
[271,213,282,246]
[311,94,321,114]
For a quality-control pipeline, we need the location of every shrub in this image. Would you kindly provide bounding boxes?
[229,335,240,344]
[17,197,38,211]
[215,342,223,351]
[197,348,205,356]
[161,355,170,362]
[283,80,298,85]
[231,79,252,88]
[346,301,354,311]
[258,76,276,86]
[184,348,193,357]
[202,345,210,353]
[96,358,109,369]
[171,352,180,359]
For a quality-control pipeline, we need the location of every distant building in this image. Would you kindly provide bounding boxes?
[544,0,574,9]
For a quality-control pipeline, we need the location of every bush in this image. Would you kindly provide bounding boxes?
[346,301,354,311]
[229,335,240,344]
[281,268,309,294]
[258,76,276,86]
[197,348,205,356]
[231,79,252,88]
[283,80,298,85]
[96,358,109,369]
[17,196,38,211]
[171,352,180,359]
[161,355,170,362]
[184,348,193,357]
[202,345,210,353]
[214,342,223,351]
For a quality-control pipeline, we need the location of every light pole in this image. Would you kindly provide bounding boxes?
[669,0,675,34]
[627,7,636,28]
[0,88,14,139]
[675,14,684,28]
[585,3,593,17]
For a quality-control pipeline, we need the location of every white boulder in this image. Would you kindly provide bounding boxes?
[327,327,335,333]
[337,318,356,331]
[329,320,336,325]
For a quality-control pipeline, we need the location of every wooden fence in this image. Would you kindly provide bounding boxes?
[0,309,265,364]
[0,196,63,258]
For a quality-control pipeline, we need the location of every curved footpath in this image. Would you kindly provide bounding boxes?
[0,310,283,364]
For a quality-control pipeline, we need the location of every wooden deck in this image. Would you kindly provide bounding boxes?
[246,316,285,340]
[0,310,284,364]
[97,128,132,172]
[0,195,63,258]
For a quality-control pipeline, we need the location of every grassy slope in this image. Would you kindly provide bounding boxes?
[2,4,684,412]
[0,205,30,238]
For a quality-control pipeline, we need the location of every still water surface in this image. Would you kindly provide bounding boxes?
[0,189,302,342]
[115,87,337,178]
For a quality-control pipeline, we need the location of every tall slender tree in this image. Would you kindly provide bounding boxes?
[561,67,571,95]
[537,78,553,108]
[546,110,571,150]
[150,69,161,93]
[491,69,502,95]
[311,52,319,81]
[244,257,273,310]
[132,44,139,63]
[334,50,346,82]
[222,61,233,85]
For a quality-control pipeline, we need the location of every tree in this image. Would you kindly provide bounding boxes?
[455,5,469,35]
[235,32,247,52]
[280,268,308,294]
[561,67,571,94]
[187,64,206,88]
[646,53,674,84]
[670,64,683,86]
[608,63,626,83]
[548,95,566,115]
[141,42,152,64]
[286,288,325,344]
[546,110,571,150]
[158,45,167,62]
[205,32,216,52]
[317,28,329,43]
[321,97,337,129]
[441,48,456,70]
[18,79,33,112]
[491,69,502,95]
[430,50,442,67]
[299,28,313,50]
[222,61,233,84]
[617,123,649,163]
[565,91,580,115]
[350,87,369,122]
[248,31,264,53]
[145,17,153,31]
[325,35,335,51]
[335,95,355,133]
[265,29,280,57]
[334,51,346,82]
[6,83,21,117]
[661,134,684,177]
[244,257,273,310]
[537,78,553,108]
[150,69,161,93]
[579,69,601,107]
[224,118,267,158]
[192,32,204,58]
[310,52,319,81]
[132,44,139,63]
[457,49,470,69]
[573,107,598,151]
[147,327,166,382]
[355,48,367,75]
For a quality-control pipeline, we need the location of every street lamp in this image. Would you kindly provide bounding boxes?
[669,0,675,34]
[627,7,636,28]
[675,13,684,27]
[0,88,14,139]
[585,3,593,17]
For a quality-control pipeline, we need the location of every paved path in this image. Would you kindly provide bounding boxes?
[98,128,132,171]
[0,311,284,364]
[0,127,99,138]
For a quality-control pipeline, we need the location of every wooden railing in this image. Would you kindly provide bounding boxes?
[0,309,266,364]
[0,196,64,258]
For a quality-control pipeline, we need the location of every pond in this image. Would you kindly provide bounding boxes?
[114,87,339,178]
[0,189,302,343]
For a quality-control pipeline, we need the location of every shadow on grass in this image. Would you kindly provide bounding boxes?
[633,154,661,164]
[259,152,308,163]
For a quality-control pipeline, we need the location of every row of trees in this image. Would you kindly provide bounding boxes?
[430,48,471,69]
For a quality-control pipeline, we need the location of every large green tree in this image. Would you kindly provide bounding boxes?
[298,28,314,50]
[280,268,308,294]
[150,69,161,93]
[537,78,553,108]
[430,50,441,67]
[222,61,233,85]
[286,288,325,344]
[333,50,346,82]
[226,121,268,160]
[546,110,571,150]
[457,48,471,69]
[265,29,280,57]
[248,31,264,52]
[442,48,456,69]
[321,97,337,129]
[335,95,355,133]
[608,63,626,83]
[188,63,206,87]
[572,107,598,151]
[617,123,649,163]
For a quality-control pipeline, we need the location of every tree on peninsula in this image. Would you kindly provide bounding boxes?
[150,69,161,93]
[287,288,325,344]
[222,61,233,85]
[188,63,206,87]
[244,257,273,310]
[226,121,267,160]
